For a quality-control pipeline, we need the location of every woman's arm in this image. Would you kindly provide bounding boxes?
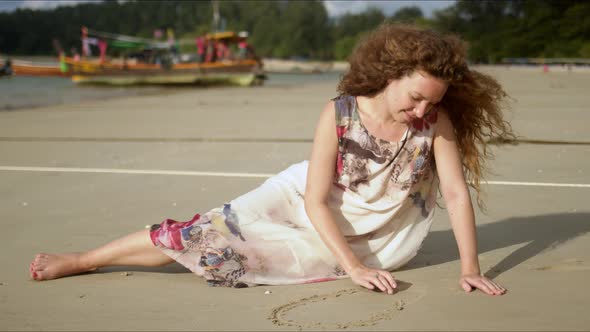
[304,101,397,294]
[433,111,506,296]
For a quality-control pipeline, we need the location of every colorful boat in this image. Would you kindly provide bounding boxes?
[69,30,266,86]
[69,59,264,86]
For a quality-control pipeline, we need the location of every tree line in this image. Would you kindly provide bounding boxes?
[0,0,588,63]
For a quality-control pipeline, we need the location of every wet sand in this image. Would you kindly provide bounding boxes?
[1,66,589,330]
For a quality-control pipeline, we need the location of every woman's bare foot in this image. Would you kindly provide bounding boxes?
[30,253,96,281]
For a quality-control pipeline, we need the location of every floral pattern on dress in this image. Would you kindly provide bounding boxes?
[150,203,250,288]
[333,95,438,213]
[412,110,438,132]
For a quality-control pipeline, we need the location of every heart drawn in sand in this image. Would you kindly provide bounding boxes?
[268,280,425,330]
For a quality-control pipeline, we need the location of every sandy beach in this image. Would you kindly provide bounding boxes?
[1,67,589,330]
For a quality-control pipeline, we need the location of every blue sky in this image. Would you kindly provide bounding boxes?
[0,0,97,12]
[324,1,455,17]
[0,0,455,17]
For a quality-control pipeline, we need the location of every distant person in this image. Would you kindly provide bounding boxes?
[71,47,80,62]
[205,40,220,63]
[237,31,250,60]
[218,41,231,61]
[238,40,248,59]
[29,24,512,296]
[0,58,12,76]
[58,51,68,74]
[196,36,206,63]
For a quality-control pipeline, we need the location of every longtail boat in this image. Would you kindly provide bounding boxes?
[69,58,264,86]
[69,30,266,86]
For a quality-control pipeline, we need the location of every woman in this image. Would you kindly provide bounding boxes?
[30,24,512,296]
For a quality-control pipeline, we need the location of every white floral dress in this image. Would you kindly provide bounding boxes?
[149,94,440,287]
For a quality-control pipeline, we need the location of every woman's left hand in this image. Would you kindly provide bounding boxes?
[460,273,507,296]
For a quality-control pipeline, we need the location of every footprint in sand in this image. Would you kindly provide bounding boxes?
[268,281,425,330]
[530,258,590,272]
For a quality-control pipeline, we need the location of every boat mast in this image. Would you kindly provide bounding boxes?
[212,0,220,33]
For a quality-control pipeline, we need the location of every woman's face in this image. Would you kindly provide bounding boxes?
[383,71,448,123]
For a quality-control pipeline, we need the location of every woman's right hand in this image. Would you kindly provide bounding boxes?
[349,265,397,294]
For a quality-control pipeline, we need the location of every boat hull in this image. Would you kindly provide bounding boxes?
[12,64,69,77]
[72,71,263,86]
[69,59,265,86]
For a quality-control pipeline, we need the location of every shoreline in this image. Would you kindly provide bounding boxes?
[264,59,590,74]
[3,54,590,76]
[0,72,342,112]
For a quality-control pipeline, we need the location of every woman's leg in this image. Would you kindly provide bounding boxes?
[30,229,173,281]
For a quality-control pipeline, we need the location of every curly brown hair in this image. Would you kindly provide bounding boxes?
[338,23,515,209]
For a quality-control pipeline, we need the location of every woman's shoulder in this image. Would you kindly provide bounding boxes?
[320,99,336,118]
[431,108,455,138]
[435,107,451,127]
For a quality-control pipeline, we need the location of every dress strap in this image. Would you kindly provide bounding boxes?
[332,95,356,178]
[333,95,355,124]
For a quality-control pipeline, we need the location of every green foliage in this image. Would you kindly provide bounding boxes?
[331,7,386,61]
[434,0,590,63]
[333,35,358,61]
[389,6,423,23]
[1,0,589,62]
[579,43,590,58]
